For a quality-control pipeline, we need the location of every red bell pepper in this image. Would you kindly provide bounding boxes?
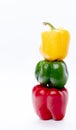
[32,84,68,120]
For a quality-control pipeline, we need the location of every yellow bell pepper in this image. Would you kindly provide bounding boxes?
[40,22,70,61]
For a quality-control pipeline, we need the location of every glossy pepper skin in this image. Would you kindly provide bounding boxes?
[40,22,70,61]
[32,84,68,120]
[35,60,68,88]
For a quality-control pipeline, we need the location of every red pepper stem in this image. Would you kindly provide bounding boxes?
[43,22,55,29]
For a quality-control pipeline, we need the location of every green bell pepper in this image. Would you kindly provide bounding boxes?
[35,60,68,88]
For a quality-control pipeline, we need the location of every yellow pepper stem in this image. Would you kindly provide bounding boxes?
[43,22,55,29]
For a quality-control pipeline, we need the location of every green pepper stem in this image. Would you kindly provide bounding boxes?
[43,22,55,29]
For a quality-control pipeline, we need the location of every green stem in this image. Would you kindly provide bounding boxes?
[43,22,55,29]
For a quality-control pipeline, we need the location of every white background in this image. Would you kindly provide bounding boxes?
[0,0,76,129]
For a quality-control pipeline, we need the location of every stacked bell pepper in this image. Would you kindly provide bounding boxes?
[32,22,70,120]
